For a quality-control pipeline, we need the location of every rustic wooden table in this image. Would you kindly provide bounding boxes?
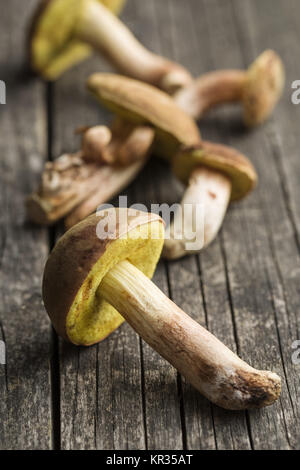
[0,0,299,450]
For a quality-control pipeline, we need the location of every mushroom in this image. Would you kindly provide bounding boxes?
[87,73,201,162]
[29,0,192,92]
[78,119,155,166]
[163,141,257,259]
[43,207,281,410]
[174,50,285,127]
[80,125,113,164]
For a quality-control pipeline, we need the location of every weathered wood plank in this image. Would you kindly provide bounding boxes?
[230,0,300,449]
[133,161,184,450]
[193,0,255,450]
[164,0,252,450]
[53,1,148,450]
[0,0,52,450]
[192,0,287,449]
[159,0,217,451]
[132,0,183,450]
[6,0,297,450]
[189,0,299,449]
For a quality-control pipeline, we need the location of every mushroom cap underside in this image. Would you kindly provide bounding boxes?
[87,73,201,160]
[173,141,257,201]
[243,50,285,126]
[43,208,164,345]
[29,0,126,79]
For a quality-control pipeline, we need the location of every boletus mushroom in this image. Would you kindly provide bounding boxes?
[29,0,192,91]
[175,50,285,127]
[163,141,257,259]
[43,207,281,410]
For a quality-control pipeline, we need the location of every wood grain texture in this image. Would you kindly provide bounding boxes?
[131,0,183,450]
[0,0,52,450]
[192,0,300,449]
[0,0,299,450]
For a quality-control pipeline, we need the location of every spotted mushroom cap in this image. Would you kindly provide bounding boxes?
[173,141,257,201]
[243,50,285,127]
[43,208,164,346]
[29,0,126,80]
[87,73,201,160]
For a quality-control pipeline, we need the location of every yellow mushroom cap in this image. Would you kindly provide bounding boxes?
[43,208,165,346]
[243,50,285,127]
[87,73,201,160]
[173,141,257,201]
[29,0,126,80]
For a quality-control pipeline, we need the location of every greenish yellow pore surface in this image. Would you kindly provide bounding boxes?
[66,220,164,345]
[31,0,125,79]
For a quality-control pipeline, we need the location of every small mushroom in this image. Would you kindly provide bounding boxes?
[175,50,285,127]
[29,0,192,92]
[163,142,257,259]
[43,207,281,410]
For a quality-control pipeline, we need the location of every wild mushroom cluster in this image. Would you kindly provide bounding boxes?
[27,0,285,409]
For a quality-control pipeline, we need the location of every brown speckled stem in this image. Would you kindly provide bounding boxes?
[100,259,281,410]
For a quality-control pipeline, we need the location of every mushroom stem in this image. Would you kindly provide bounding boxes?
[163,167,231,260]
[174,70,246,118]
[75,0,193,93]
[99,259,281,410]
[174,50,284,126]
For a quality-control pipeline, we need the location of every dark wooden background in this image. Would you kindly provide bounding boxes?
[0,0,299,450]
